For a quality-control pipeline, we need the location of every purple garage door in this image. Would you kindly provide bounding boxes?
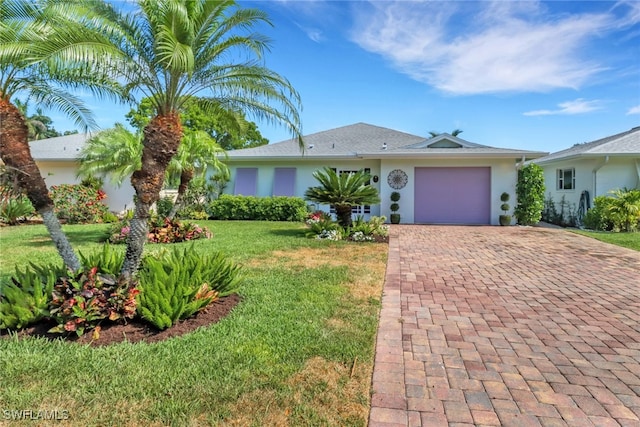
[414,167,491,224]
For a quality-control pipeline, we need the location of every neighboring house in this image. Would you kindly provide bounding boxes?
[534,126,640,214]
[225,123,547,225]
[29,133,135,213]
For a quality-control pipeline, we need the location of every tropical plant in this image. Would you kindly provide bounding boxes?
[514,164,545,226]
[48,266,139,336]
[50,183,109,224]
[606,188,640,232]
[0,0,123,272]
[93,0,303,279]
[428,129,463,137]
[77,123,143,187]
[108,216,212,244]
[0,193,34,225]
[136,246,241,330]
[305,167,380,228]
[0,262,60,330]
[166,130,228,219]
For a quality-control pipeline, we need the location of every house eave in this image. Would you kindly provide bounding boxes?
[535,152,640,165]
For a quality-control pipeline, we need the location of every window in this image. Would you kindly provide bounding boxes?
[273,168,296,196]
[557,168,575,190]
[234,168,258,195]
[329,168,372,214]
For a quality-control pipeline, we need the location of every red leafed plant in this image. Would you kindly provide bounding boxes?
[48,266,139,336]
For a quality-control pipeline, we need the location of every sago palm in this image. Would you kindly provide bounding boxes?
[0,0,123,272]
[305,167,380,228]
[100,0,302,278]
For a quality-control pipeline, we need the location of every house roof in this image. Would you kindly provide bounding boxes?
[29,133,91,161]
[227,122,547,161]
[534,126,640,164]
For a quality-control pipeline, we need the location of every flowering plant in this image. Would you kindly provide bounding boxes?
[109,217,212,244]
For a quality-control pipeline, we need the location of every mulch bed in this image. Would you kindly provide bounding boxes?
[0,294,241,346]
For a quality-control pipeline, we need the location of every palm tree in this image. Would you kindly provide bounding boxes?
[0,0,122,272]
[99,0,302,278]
[429,129,463,138]
[607,188,640,232]
[305,168,380,228]
[77,123,143,187]
[166,130,228,220]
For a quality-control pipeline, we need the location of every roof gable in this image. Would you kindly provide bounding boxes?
[406,133,483,149]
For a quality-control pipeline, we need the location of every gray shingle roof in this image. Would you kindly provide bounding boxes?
[29,133,91,161]
[535,126,640,164]
[228,122,546,160]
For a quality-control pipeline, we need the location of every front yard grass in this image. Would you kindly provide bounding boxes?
[570,229,640,251]
[0,221,388,426]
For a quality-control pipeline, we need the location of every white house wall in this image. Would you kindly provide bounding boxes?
[226,160,382,217]
[380,158,518,225]
[541,157,640,209]
[226,157,519,225]
[36,161,135,213]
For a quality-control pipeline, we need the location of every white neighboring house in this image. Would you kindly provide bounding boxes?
[224,123,547,225]
[29,133,135,213]
[534,126,640,215]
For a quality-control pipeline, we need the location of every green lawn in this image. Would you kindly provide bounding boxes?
[0,221,388,426]
[570,229,640,251]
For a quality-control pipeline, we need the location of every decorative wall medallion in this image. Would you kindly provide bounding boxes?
[387,169,408,189]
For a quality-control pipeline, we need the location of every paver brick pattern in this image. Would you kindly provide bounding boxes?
[369,225,640,427]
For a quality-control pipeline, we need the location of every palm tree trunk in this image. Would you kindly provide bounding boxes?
[167,168,194,220]
[0,98,81,272]
[121,112,183,279]
[335,204,353,228]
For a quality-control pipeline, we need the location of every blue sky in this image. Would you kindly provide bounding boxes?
[51,0,640,153]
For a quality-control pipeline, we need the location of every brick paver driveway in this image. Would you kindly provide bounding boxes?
[370,225,640,427]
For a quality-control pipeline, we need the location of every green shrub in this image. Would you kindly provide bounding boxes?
[155,196,174,218]
[207,195,306,221]
[50,184,109,224]
[48,267,139,336]
[515,164,545,226]
[584,189,640,232]
[0,195,34,225]
[136,246,242,330]
[0,262,62,330]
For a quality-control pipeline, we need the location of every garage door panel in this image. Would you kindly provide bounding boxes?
[415,167,490,224]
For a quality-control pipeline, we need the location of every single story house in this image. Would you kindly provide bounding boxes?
[225,123,547,225]
[533,126,640,212]
[29,133,135,213]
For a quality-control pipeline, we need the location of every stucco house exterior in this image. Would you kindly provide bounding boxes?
[225,123,547,225]
[534,126,640,213]
[29,133,135,213]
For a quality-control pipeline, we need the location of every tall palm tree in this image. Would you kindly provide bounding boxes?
[0,0,123,272]
[100,0,303,278]
[305,168,380,228]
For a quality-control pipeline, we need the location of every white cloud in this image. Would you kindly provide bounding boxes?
[523,99,604,116]
[350,1,621,95]
[627,105,640,115]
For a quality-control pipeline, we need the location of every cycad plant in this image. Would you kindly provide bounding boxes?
[305,167,380,228]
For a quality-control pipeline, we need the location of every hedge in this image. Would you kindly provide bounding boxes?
[206,195,307,221]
